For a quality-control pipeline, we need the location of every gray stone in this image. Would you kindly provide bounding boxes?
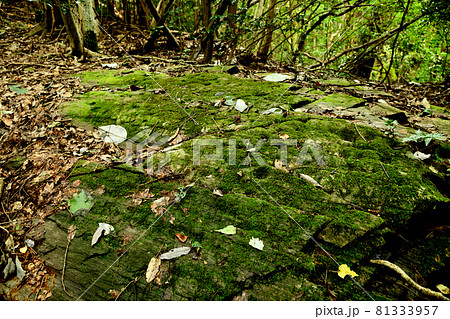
[318,212,383,248]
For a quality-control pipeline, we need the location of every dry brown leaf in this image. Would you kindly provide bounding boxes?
[279,133,289,140]
[274,159,288,172]
[93,185,106,195]
[67,224,77,241]
[175,233,188,243]
[71,180,82,187]
[108,289,121,299]
[2,116,12,126]
[146,257,161,283]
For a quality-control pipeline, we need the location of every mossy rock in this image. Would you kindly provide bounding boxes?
[40,69,450,300]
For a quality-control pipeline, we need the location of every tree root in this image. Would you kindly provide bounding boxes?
[370,259,450,301]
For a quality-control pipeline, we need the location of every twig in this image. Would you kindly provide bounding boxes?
[61,240,74,298]
[212,117,223,133]
[62,225,76,299]
[370,259,450,301]
[354,123,367,142]
[114,274,144,301]
[379,162,390,179]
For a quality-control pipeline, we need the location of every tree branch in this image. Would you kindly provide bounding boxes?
[308,14,424,70]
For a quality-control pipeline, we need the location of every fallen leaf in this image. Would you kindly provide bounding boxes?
[413,151,431,161]
[274,159,287,171]
[15,256,26,280]
[338,264,358,279]
[12,201,22,211]
[175,233,188,243]
[9,84,29,94]
[299,173,323,188]
[436,284,450,295]
[93,185,106,195]
[215,225,236,235]
[5,235,14,251]
[420,97,430,109]
[235,99,248,112]
[151,197,168,216]
[279,133,289,140]
[98,125,127,144]
[213,189,223,197]
[249,237,264,251]
[91,223,114,246]
[31,171,52,184]
[67,224,77,241]
[25,239,35,248]
[146,257,161,283]
[263,73,292,82]
[262,108,283,115]
[224,97,236,106]
[101,63,118,69]
[68,190,94,216]
[3,258,15,279]
[159,247,191,260]
[19,246,28,254]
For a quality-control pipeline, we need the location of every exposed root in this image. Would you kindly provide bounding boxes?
[370,259,450,301]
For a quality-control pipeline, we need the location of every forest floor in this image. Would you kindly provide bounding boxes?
[1,3,450,301]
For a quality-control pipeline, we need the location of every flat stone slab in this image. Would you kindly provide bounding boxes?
[295,93,366,113]
[318,211,384,248]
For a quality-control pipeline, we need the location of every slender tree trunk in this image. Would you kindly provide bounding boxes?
[201,0,213,63]
[56,0,99,57]
[79,0,99,52]
[195,0,231,63]
[225,0,238,61]
[258,0,276,62]
[151,0,166,27]
[122,0,130,24]
[59,2,83,57]
[106,0,115,19]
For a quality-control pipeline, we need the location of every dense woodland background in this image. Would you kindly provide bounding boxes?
[1,0,449,85]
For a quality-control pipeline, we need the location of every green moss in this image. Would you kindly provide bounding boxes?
[48,69,450,300]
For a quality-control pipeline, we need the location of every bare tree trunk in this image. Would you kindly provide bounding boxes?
[79,0,99,52]
[122,0,130,24]
[106,0,115,19]
[59,2,83,57]
[225,0,238,61]
[57,0,99,57]
[151,0,165,27]
[195,0,231,63]
[257,0,276,62]
[201,0,213,63]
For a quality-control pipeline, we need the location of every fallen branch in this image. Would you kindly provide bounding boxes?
[370,259,450,301]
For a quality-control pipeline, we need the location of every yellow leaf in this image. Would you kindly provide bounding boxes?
[19,246,28,254]
[436,284,450,295]
[338,264,358,279]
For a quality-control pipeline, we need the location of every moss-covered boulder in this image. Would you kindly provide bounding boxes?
[36,69,450,301]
